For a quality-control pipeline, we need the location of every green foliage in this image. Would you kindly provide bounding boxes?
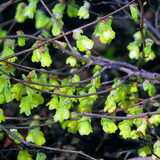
[94,18,115,44]
[0,109,5,123]
[26,121,46,145]
[15,3,27,23]
[0,39,17,63]
[78,3,90,19]
[52,2,66,19]
[101,119,117,133]
[78,117,93,135]
[149,112,160,126]
[16,30,26,47]
[66,56,77,67]
[8,129,24,144]
[35,11,51,29]
[129,4,139,22]
[17,150,33,160]
[76,35,94,52]
[51,18,64,36]
[32,42,52,67]
[143,80,156,96]
[0,28,7,44]
[24,0,39,19]
[36,152,47,160]
[67,0,78,18]
[153,140,160,159]
[138,146,150,157]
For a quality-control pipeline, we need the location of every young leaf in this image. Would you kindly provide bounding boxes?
[0,109,5,123]
[35,10,51,29]
[143,80,156,96]
[67,0,78,18]
[149,113,160,126]
[46,95,59,110]
[16,30,26,47]
[54,106,70,122]
[52,2,66,19]
[24,0,39,19]
[15,3,27,23]
[78,118,93,135]
[78,1,90,19]
[94,19,115,44]
[66,56,77,67]
[36,152,47,160]
[101,118,117,133]
[127,42,140,59]
[129,4,139,22]
[26,129,46,145]
[17,150,33,160]
[76,36,94,52]
[138,146,150,157]
[51,19,64,36]
[32,42,52,67]
[0,28,7,44]
[153,140,160,160]
[8,129,24,144]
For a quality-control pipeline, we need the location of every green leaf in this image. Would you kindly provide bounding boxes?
[11,83,24,101]
[67,1,78,18]
[127,42,140,59]
[138,146,150,157]
[24,0,39,19]
[78,118,93,135]
[118,120,132,139]
[101,118,117,133]
[36,153,47,160]
[129,4,139,22]
[52,2,66,19]
[54,106,70,122]
[153,140,160,159]
[143,80,156,96]
[66,56,77,67]
[0,109,5,123]
[76,36,94,52]
[35,10,50,29]
[149,114,160,126]
[78,6,89,19]
[94,18,115,44]
[26,128,46,145]
[17,150,33,160]
[0,28,7,44]
[0,94,5,104]
[71,74,80,83]
[8,129,24,144]
[16,30,25,46]
[15,3,27,23]
[46,95,59,110]
[32,43,52,67]
[51,19,64,36]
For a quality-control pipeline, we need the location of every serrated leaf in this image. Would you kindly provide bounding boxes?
[17,150,33,160]
[153,140,160,160]
[52,3,66,19]
[76,36,94,52]
[26,128,46,145]
[118,120,132,139]
[143,80,156,96]
[54,106,70,122]
[46,95,59,110]
[0,109,5,123]
[78,118,93,135]
[17,30,25,46]
[15,3,27,23]
[51,19,64,36]
[78,6,89,19]
[36,153,47,160]
[138,146,150,157]
[149,114,160,126]
[9,129,24,144]
[67,2,78,18]
[129,4,139,22]
[66,56,77,67]
[101,118,117,133]
[35,11,50,29]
